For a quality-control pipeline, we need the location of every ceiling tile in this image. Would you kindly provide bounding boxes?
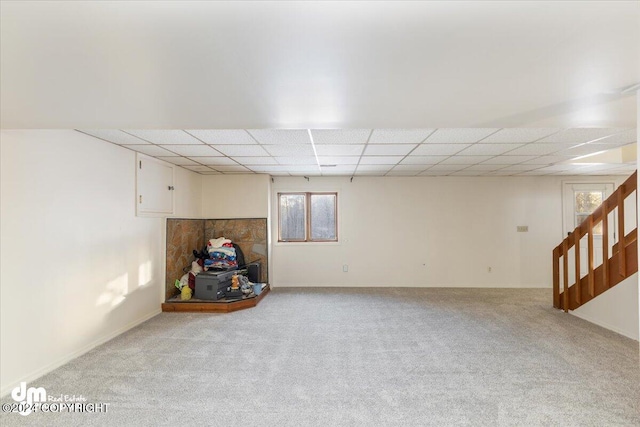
[321,165,356,175]
[481,128,562,143]
[595,129,637,145]
[400,155,448,165]
[188,157,236,165]
[263,144,315,157]
[276,157,318,165]
[311,129,371,144]
[391,164,429,171]
[160,145,221,157]
[419,170,457,176]
[369,129,435,144]
[411,144,470,156]
[461,164,504,171]
[557,143,614,157]
[199,171,222,175]
[386,170,421,176]
[183,165,216,172]
[211,165,251,172]
[503,143,576,156]
[424,128,499,144]
[280,165,321,173]
[356,165,394,173]
[364,144,416,156]
[317,156,361,165]
[213,145,270,156]
[230,156,278,165]
[521,155,574,165]
[538,128,628,144]
[155,156,199,166]
[249,165,293,173]
[425,164,467,172]
[127,145,176,157]
[315,144,365,156]
[438,155,494,165]
[248,129,311,145]
[496,164,542,172]
[79,129,150,145]
[125,130,202,145]
[359,156,404,165]
[450,170,490,176]
[480,155,538,164]
[456,143,524,156]
[185,129,257,144]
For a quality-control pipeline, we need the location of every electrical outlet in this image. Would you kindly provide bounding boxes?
[517,226,528,232]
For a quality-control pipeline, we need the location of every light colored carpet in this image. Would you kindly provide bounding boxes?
[2,288,639,426]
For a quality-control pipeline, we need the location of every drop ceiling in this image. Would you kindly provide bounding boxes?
[78,128,637,176]
[2,1,639,177]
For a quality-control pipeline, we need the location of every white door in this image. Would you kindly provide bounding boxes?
[136,154,175,216]
[562,182,615,284]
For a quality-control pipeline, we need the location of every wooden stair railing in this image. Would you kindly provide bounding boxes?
[553,171,638,312]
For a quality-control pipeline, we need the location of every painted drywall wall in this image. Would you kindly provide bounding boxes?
[269,175,632,288]
[201,174,270,218]
[0,130,202,396]
[573,273,639,340]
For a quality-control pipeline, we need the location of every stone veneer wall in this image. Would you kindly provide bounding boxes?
[165,219,205,300]
[205,218,268,283]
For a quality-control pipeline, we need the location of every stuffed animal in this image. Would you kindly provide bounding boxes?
[231,274,240,290]
[181,286,192,301]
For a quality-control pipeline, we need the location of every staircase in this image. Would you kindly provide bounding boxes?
[553,171,638,312]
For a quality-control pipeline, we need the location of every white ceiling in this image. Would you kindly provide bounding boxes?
[78,128,637,176]
[2,1,638,176]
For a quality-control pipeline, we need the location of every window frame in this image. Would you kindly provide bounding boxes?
[278,192,338,243]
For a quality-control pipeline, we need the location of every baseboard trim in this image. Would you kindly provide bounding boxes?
[0,308,161,398]
[570,310,639,341]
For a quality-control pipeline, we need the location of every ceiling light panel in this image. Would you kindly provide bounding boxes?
[400,155,448,165]
[231,157,278,165]
[481,128,562,143]
[364,144,417,156]
[456,143,524,156]
[276,157,318,165]
[317,156,361,165]
[424,128,499,144]
[439,155,494,165]
[156,156,199,166]
[160,145,221,157]
[127,145,176,157]
[185,129,257,145]
[189,157,236,165]
[359,156,405,165]
[248,129,311,145]
[79,129,150,145]
[213,145,270,156]
[369,129,435,144]
[311,129,371,144]
[538,128,627,144]
[505,143,576,156]
[263,144,315,157]
[481,155,538,164]
[411,144,470,156]
[125,130,202,145]
[314,144,365,156]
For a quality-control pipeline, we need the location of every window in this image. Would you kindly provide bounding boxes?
[278,192,337,242]
[574,190,604,235]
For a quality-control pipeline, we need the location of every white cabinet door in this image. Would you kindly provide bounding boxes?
[136,154,174,216]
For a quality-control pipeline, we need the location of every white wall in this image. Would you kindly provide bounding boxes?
[0,130,202,396]
[271,176,600,287]
[201,174,270,218]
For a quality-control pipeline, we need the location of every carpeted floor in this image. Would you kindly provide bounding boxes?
[1,288,639,426]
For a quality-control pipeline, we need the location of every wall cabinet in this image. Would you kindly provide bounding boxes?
[136,153,175,216]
